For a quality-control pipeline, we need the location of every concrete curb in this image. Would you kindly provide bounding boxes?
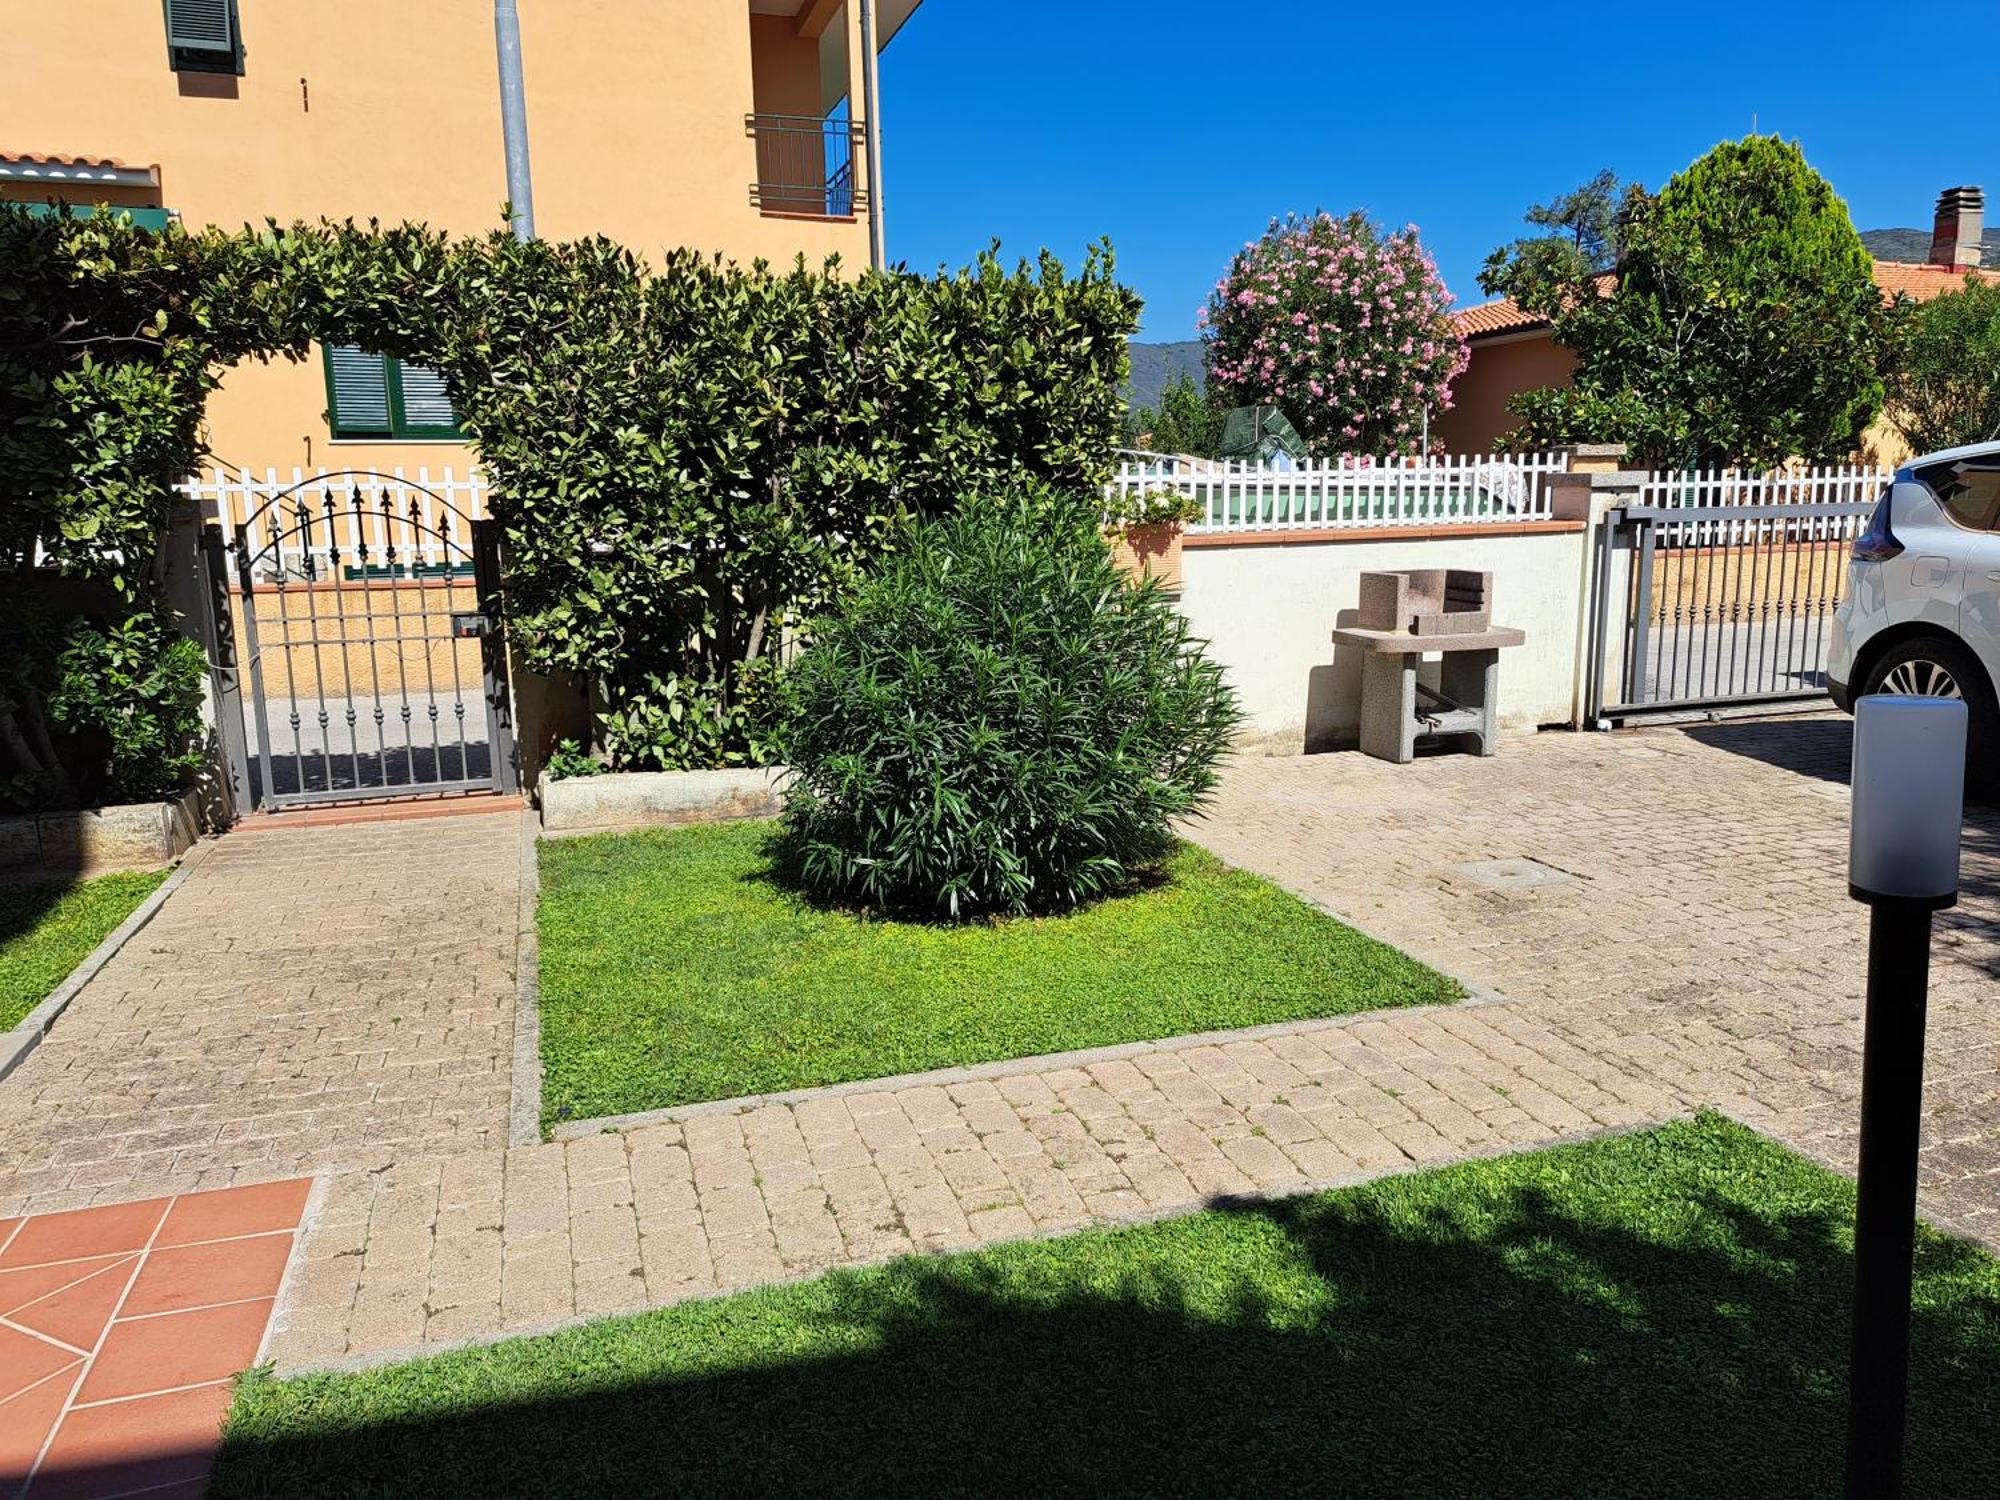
[549,994,1495,1141]
[0,838,214,1085]
[273,1114,1677,1379]
[538,767,788,836]
[508,811,545,1147]
[256,1172,335,1368]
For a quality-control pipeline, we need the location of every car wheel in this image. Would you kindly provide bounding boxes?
[1860,634,1998,797]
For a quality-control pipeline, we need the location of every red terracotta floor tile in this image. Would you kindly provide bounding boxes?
[0,1182,307,1497]
[0,1203,168,1270]
[0,1257,134,1323]
[0,1363,83,1488]
[29,1383,231,1500]
[75,1300,273,1406]
[154,1180,311,1249]
[6,1259,137,1354]
[121,1232,293,1319]
[0,1328,85,1405]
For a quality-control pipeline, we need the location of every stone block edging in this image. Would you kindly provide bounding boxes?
[509,812,546,1147]
[539,767,788,835]
[0,788,201,877]
[0,838,213,1084]
[550,994,1498,1142]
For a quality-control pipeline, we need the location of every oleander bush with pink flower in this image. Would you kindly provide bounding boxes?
[1201,211,1468,456]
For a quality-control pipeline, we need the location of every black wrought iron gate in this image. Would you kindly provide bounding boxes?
[203,474,518,811]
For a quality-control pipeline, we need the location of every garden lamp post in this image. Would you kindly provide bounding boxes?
[1843,693,1966,1499]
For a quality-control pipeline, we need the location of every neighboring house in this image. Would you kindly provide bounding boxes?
[0,0,920,476]
[1436,186,1999,463]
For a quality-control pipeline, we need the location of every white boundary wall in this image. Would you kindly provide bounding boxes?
[1179,524,1596,752]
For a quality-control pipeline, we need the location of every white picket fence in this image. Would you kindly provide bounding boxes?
[1638,463,1888,511]
[1637,463,1889,547]
[178,466,489,577]
[1110,451,1571,534]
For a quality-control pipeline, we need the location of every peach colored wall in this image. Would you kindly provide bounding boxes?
[750,14,827,115]
[1433,332,1578,453]
[0,0,874,473]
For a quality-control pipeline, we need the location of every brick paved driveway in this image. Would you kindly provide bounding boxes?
[1197,713,2000,1240]
[0,815,518,1216]
[4,713,1997,1377]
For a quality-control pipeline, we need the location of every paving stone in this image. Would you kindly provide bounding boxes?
[21,717,2000,1378]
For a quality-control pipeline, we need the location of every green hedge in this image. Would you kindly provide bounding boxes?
[3,211,1141,781]
[289,229,1142,769]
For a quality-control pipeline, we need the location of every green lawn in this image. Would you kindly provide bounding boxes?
[0,869,167,1030]
[535,821,1459,1126]
[214,1115,2000,1498]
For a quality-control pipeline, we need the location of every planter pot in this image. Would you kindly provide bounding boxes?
[1108,522,1185,592]
[0,788,201,876]
[540,767,788,834]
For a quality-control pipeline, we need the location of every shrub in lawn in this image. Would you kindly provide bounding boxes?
[776,491,1241,918]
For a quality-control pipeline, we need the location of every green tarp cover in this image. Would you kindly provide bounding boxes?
[1218,404,1308,462]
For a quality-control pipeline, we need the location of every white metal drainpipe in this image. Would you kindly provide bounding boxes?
[494,0,536,241]
[858,0,885,270]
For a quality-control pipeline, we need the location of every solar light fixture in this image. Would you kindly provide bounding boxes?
[1843,693,1966,1499]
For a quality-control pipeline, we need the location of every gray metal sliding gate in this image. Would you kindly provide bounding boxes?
[1589,495,1878,719]
[213,475,517,811]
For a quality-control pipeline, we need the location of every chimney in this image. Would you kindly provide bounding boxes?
[1929,186,1985,271]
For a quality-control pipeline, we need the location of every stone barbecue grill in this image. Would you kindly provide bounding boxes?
[1333,569,1524,762]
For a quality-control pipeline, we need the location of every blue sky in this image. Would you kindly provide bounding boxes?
[879,0,1996,339]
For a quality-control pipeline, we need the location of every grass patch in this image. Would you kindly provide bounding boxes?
[0,868,167,1030]
[535,821,1458,1124]
[214,1115,2000,1497]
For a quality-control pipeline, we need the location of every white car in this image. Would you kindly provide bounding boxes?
[1829,440,2000,782]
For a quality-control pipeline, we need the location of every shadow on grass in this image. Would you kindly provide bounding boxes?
[211,1173,2000,1498]
[0,876,76,948]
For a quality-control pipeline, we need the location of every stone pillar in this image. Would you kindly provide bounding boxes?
[1548,459,1648,728]
[1560,442,1630,477]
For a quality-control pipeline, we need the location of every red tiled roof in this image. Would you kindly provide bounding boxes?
[1453,261,2000,340]
[0,152,160,182]
[1452,273,1614,340]
[1871,259,2000,302]
[1453,296,1546,338]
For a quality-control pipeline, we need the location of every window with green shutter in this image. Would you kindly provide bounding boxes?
[322,345,463,440]
[164,0,243,74]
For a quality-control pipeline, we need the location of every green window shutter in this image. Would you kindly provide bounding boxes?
[165,0,242,74]
[392,360,461,437]
[165,0,233,50]
[324,345,393,436]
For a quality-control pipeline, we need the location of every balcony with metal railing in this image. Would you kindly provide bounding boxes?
[746,113,866,220]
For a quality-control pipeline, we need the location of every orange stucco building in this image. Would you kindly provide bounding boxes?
[0,0,921,475]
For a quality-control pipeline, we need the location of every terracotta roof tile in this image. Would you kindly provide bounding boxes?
[1453,273,1613,340]
[0,153,159,183]
[1871,259,2000,302]
[1453,296,1546,338]
[1454,261,2000,340]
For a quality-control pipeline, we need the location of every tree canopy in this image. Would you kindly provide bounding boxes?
[1494,138,1886,467]
[1479,168,1628,300]
[1884,275,2000,455]
[1130,371,1226,457]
